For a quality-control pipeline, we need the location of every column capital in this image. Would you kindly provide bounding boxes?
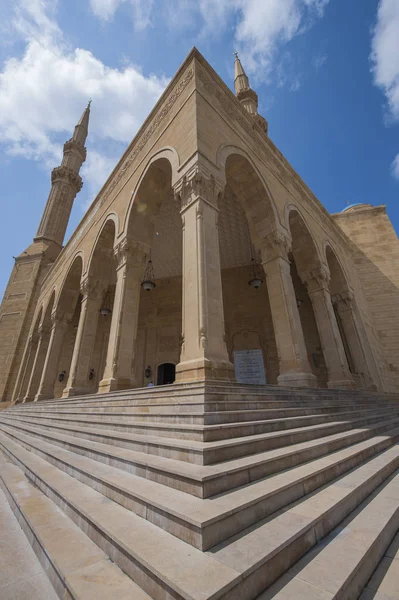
[50,309,71,329]
[114,238,148,270]
[302,266,331,294]
[80,276,107,301]
[51,165,83,193]
[174,165,225,212]
[332,289,355,311]
[260,230,292,263]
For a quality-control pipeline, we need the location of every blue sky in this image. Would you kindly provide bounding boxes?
[1,0,398,298]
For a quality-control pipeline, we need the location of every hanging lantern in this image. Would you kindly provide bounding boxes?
[248,257,263,289]
[141,257,156,292]
[100,289,112,316]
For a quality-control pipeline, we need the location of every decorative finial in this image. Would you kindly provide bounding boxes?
[234,51,239,60]
[347,199,351,206]
[87,99,92,109]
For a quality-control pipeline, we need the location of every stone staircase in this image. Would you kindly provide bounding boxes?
[0,382,398,600]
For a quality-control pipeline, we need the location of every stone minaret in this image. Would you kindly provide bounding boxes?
[0,103,90,402]
[234,52,268,135]
[35,102,90,248]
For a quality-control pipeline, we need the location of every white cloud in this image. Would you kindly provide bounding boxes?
[391,154,399,180]
[371,0,399,121]
[91,0,329,79]
[0,0,168,202]
[90,0,154,30]
[371,0,399,182]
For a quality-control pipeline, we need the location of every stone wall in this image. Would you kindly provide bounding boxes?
[333,205,399,392]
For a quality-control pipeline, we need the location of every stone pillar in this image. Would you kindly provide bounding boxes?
[332,290,378,390]
[260,231,316,387]
[23,323,51,402]
[304,268,355,389]
[174,167,234,382]
[12,333,37,404]
[34,312,69,401]
[62,277,104,397]
[98,238,147,393]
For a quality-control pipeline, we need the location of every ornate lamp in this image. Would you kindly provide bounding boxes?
[141,257,156,292]
[100,290,112,316]
[248,256,263,289]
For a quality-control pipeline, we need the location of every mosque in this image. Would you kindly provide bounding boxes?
[1,49,398,403]
[0,48,398,600]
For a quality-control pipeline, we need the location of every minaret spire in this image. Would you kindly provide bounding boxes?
[35,103,90,248]
[233,52,268,135]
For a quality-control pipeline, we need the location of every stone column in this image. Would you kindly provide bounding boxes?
[174,167,234,382]
[62,277,104,397]
[98,238,147,393]
[260,231,316,387]
[34,312,70,401]
[332,290,378,390]
[23,323,51,402]
[12,333,37,404]
[304,268,355,389]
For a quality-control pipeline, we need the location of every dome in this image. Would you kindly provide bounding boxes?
[341,203,372,213]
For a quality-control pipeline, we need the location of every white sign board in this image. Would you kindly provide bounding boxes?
[233,349,266,385]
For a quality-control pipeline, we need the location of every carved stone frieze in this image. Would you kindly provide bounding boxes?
[259,230,292,263]
[332,290,355,311]
[51,166,83,193]
[114,238,148,269]
[80,276,107,301]
[174,166,224,211]
[303,266,331,294]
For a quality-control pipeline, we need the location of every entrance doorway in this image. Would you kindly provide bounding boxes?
[157,363,176,385]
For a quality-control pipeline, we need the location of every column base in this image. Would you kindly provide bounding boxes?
[277,371,318,388]
[327,378,358,390]
[98,377,136,394]
[175,357,235,383]
[61,386,90,398]
[22,396,35,403]
[34,391,54,402]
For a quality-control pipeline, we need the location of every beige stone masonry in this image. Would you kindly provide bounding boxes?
[34,312,70,401]
[98,238,147,393]
[260,231,316,387]
[174,165,234,382]
[304,268,355,389]
[62,277,106,397]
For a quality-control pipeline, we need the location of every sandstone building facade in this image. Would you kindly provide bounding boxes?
[1,48,398,404]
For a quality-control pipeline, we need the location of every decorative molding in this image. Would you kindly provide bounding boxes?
[114,238,148,269]
[332,290,355,311]
[51,166,83,193]
[303,266,331,293]
[80,276,107,301]
[260,230,292,263]
[174,165,224,211]
[63,139,87,162]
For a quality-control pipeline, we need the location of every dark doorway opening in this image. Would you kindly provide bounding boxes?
[157,363,176,385]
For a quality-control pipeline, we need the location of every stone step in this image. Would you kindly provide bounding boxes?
[1,424,399,551]
[208,448,399,599]
[1,415,399,498]
[19,392,398,411]
[3,405,398,442]
[0,458,152,600]
[1,410,398,464]
[0,455,59,600]
[8,402,396,424]
[1,430,398,600]
[257,473,399,600]
[15,380,398,409]
[0,436,242,600]
[360,531,399,600]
